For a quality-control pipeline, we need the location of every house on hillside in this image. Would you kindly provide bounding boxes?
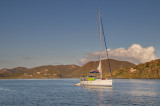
[37,72,41,74]
[130,68,136,72]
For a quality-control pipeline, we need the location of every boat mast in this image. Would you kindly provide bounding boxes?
[99,8,102,79]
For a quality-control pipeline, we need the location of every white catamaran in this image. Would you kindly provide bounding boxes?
[80,9,112,87]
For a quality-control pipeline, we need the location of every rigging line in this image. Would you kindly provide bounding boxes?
[100,16,112,79]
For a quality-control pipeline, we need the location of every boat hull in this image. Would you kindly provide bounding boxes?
[80,79,112,87]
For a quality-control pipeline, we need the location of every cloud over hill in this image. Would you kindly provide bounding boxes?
[78,44,157,65]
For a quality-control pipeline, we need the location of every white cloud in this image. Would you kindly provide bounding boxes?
[78,44,157,65]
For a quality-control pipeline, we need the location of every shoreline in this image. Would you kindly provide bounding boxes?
[1,78,160,80]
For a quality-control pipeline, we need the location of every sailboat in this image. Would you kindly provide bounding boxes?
[80,9,112,87]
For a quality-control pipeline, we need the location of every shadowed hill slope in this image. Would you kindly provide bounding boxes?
[66,59,134,78]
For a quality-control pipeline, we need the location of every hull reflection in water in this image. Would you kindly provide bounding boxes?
[81,84,113,106]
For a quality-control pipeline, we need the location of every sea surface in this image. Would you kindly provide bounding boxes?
[0,79,160,106]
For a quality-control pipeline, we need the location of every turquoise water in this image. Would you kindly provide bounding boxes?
[0,79,160,106]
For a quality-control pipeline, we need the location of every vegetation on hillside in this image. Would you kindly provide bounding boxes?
[0,65,80,79]
[0,59,160,79]
[69,59,134,78]
[112,59,160,79]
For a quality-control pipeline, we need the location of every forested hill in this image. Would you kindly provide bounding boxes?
[67,59,134,78]
[112,59,160,79]
[0,59,134,79]
[0,59,160,79]
[0,65,80,79]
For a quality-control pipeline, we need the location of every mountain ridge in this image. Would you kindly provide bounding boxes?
[0,59,160,79]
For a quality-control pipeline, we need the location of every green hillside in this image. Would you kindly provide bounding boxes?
[112,59,160,79]
[0,65,80,79]
[68,59,134,78]
[0,59,160,79]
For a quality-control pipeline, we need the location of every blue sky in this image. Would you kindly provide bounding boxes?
[0,0,160,69]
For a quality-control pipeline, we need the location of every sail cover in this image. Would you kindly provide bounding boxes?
[90,70,99,73]
[97,61,102,73]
